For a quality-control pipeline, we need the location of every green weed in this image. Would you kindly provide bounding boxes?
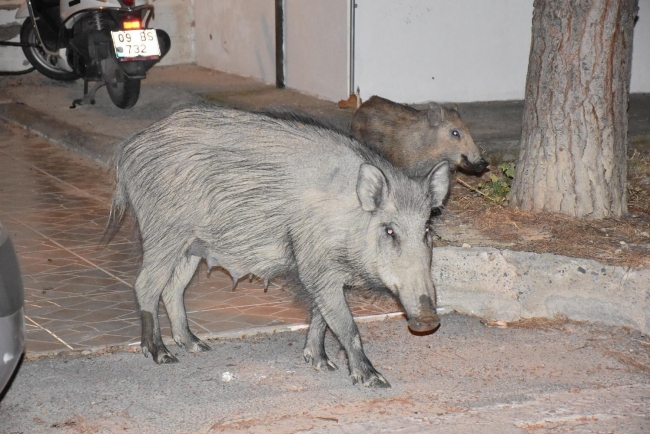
[477,162,516,204]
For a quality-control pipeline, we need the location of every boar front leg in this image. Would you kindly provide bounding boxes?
[303,306,338,371]
[309,283,390,388]
[162,254,210,354]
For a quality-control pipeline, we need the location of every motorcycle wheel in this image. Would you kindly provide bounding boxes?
[106,78,141,109]
[20,20,78,81]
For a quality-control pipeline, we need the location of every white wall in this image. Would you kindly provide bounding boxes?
[353,0,534,103]
[194,0,276,84]
[150,0,195,66]
[285,0,349,101]
[193,0,350,101]
[354,0,650,103]
[631,0,650,93]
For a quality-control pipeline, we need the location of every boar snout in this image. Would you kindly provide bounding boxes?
[406,294,440,333]
[407,314,440,333]
[461,154,489,173]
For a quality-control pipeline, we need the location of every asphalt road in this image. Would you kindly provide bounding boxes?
[1,314,649,433]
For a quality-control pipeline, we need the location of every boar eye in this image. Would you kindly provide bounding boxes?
[451,129,460,138]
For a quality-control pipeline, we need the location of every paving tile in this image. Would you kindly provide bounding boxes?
[74,320,140,335]
[186,307,272,324]
[23,328,69,353]
[23,303,69,318]
[92,290,139,304]
[63,298,126,311]
[24,338,69,354]
[76,334,139,348]
[33,308,92,322]
[73,307,138,324]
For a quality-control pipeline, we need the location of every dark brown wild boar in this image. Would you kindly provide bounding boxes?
[350,96,488,176]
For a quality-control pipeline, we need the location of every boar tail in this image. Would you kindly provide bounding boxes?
[102,175,130,245]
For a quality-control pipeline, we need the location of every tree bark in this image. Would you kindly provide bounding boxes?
[510,0,638,218]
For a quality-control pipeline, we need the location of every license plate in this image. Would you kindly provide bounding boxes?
[111,29,160,61]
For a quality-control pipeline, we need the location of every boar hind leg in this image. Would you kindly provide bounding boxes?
[303,307,338,371]
[161,255,210,353]
[312,286,390,388]
[135,254,178,364]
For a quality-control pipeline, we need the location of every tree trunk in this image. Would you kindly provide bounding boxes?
[510,0,638,218]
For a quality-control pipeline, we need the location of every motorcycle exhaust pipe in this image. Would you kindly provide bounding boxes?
[0,41,38,48]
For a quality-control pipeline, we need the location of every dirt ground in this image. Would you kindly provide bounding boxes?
[435,152,650,269]
[2,314,649,433]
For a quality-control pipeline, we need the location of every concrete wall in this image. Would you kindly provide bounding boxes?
[354,0,650,103]
[194,0,350,101]
[353,0,534,103]
[150,0,195,66]
[194,0,276,84]
[285,0,349,101]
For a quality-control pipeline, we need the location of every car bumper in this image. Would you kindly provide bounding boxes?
[0,307,25,392]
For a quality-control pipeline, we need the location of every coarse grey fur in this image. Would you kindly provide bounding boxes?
[107,104,450,388]
[350,96,488,177]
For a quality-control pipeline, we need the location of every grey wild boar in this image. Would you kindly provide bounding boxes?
[107,105,450,388]
[350,96,488,176]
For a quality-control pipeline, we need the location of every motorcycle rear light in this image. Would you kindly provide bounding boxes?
[122,0,135,5]
[123,20,142,30]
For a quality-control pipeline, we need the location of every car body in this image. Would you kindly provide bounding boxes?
[0,222,25,395]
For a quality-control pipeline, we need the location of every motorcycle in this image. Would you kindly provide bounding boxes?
[15,0,170,109]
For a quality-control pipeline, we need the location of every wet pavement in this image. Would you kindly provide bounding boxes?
[0,121,398,357]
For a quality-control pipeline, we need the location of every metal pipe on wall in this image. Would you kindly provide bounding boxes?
[275,0,285,89]
[349,0,356,95]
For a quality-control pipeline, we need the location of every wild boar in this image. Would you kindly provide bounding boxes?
[107,105,450,388]
[350,96,488,176]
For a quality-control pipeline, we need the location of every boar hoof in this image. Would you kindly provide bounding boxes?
[365,375,391,389]
[315,358,339,372]
[352,370,391,388]
[174,333,211,353]
[303,350,339,371]
[156,352,179,364]
[188,339,211,353]
[145,345,179,364]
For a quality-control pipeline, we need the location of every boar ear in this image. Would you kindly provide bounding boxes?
[427,103,445,127]
[357,164,388,212]
[425,161,450,208]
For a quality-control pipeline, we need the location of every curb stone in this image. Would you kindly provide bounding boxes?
[433,246,650,334]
